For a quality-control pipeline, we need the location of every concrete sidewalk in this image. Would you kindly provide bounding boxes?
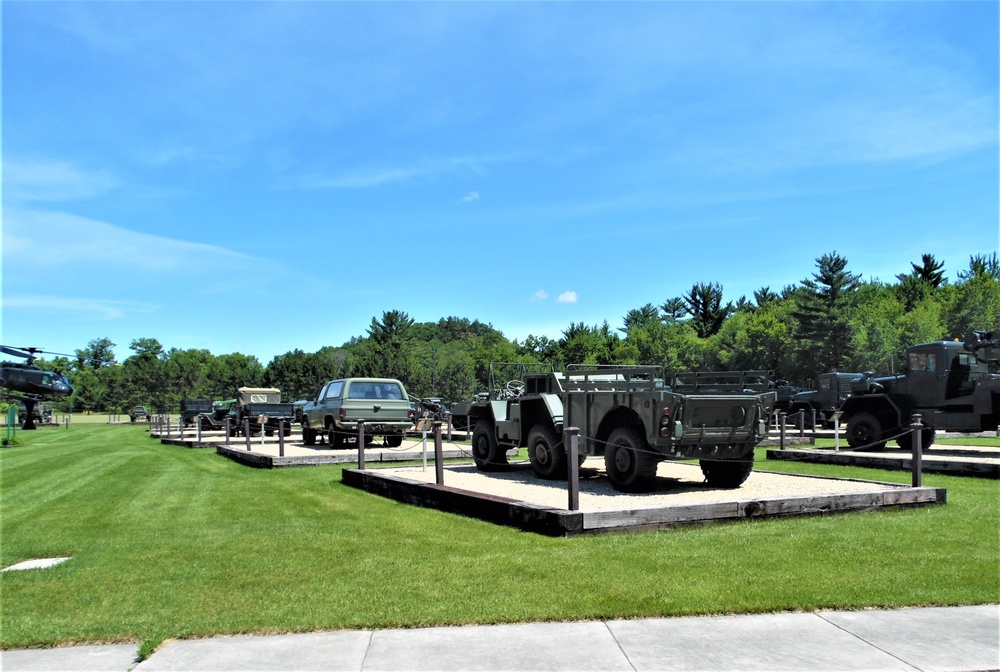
[3,605,997,671]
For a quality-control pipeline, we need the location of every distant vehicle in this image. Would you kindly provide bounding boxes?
[180,398,213,426]
[230,387,295,437]
[842,330,1000,451]
[787,372,864,428]
[301,378,414,448]
[129,406,151,423]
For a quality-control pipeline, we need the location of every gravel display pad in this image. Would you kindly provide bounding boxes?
[343,460,945,536]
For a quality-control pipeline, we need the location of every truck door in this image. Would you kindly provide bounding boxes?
[905,346,944,409]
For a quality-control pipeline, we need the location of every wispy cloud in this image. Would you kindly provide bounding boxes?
[2,295,159,320]
[532,289,549,301]
[557,291,578,303]
[4,159,120,203]
[3,208,253,272]
[461,191,480,203]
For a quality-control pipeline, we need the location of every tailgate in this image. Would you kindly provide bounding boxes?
[675,394,766,444]
[341,400,412,424]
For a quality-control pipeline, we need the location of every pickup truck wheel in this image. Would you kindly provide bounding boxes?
[472,419,508,471]
[896,427,935,451]
[700,455,754,488]
[527,424,567,480]
[604,426,658,492]
[302,424,316,445]
[385,434,403,448]
[845,412,886,451]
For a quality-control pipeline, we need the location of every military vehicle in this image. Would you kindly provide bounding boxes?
[129,405,151,423]
[194,399,236,432]
[842,330,999,451]
[230,387,295,437]
[180,398,213,426]
[0,346,74,430]
[301,378,414,448]
[450,363,776,492]
[787,372,864,428]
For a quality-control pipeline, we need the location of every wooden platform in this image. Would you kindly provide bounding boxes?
[215,442,467,468]
[342,462,945,537]
[767,446,1000,479]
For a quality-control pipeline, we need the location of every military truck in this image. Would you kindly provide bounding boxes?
[180,398,213,427]
[230,387,295,437]
[301,378,414,448]
[787,372,864,428]
[450,363,776,492]
[842,330,1000,451]
[129,405,150,423]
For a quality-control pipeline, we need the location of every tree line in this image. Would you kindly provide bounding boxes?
[32,251,1000,414]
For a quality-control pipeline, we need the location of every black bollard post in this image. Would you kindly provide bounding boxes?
[434,421,444,485]
[225,417,231,446]
[278,420,285,457]
[567,427,580,511]
[798,409,805,438]
[244,419,251,451]
[911,414,923,487]
[357,420,366,470]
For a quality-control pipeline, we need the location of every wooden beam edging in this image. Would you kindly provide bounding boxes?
[767,448,999,479]
[341,468,943,537]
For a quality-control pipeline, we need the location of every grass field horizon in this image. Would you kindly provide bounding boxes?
[2,424,998,650]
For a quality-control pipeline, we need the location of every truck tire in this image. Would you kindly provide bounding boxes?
[897,427,935,451]
[472,419,508,471]
[604,426,658,492]
[327,420,345,449]
[527,423,567,480]
[302,424,316,446]
[700,455,754,488]
[385,433,403,448]
[845,412,887,451]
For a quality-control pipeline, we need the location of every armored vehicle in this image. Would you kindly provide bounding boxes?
[450,363,776,493]
[230,387,295,437]
[842,330,999,451]
[787,372,864,428]
[301,378,414,448]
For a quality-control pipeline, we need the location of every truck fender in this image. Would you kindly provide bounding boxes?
[514,394,563,445]
[841,395,904,431]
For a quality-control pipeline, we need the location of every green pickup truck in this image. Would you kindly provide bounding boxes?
[300,378,415,448]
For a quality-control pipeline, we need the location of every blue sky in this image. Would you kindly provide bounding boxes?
[3,2,998,366]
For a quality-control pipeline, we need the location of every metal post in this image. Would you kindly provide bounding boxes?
[779,412,786,450]
[167,417,172,439]
[421,426,428,472]
[833,412,842,451]
[179,419,185,441]
[357,420,366,470]
[446,413,453,442]
[567,427,580,511]
[196,419,201,444]
[911,414,923,487]
[434,421,444,485]
[244,419,251,451]
[811,409,817,433]
[798,410,805,438]
[278,420,285,457]
[225,417,231,446]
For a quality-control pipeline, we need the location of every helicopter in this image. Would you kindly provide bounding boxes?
[1,346,74,430]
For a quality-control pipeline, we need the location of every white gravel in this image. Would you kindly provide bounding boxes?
[373,459,896,512]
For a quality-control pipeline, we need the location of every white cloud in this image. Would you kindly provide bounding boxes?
[2,295,158,320]
[4,159,120,203]
[3,208,254,272]
[461,191,480,202]
[557,291,578,303]
[532,289,549,301]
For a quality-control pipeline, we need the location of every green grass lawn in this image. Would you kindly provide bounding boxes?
[2,425,998,649]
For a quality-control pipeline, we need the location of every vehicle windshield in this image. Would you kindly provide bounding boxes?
[347,382,404,400]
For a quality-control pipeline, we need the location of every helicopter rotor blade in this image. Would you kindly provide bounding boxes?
[1,345,35,360]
